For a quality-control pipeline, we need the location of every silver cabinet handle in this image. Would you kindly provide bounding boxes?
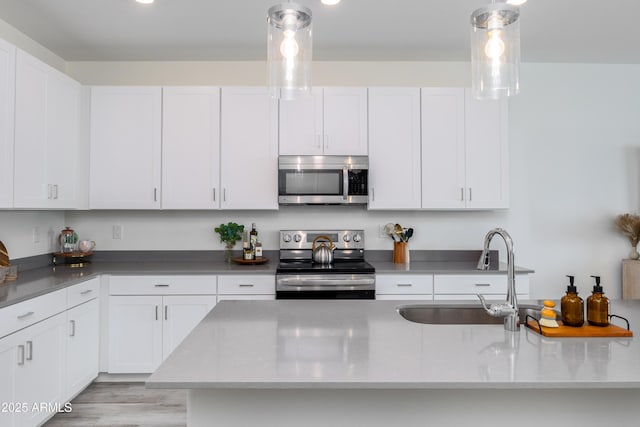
[154,284,170,288]
[17,345,25,365]
[213,188,216,202]
[69,320,76,337]
[475,283,491,287]
[223,188,227,202]
[164,305,168,321]
[238,284,254,288]
[461,188,464,201]
[155,305,159,321]
[396,283,413,287]
[371,188,375,202]
[469,187,472,201]
[26,340,33,361]
[154,188,158,202]
[17,311,34,320]
[80,289,93,295]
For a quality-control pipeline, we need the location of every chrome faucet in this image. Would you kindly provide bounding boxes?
[476,228,519,331]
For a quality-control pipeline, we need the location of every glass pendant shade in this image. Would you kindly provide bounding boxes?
[470,3,520,100]
[267,3,312,100]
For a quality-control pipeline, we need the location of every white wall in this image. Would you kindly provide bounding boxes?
[0,211,65,258]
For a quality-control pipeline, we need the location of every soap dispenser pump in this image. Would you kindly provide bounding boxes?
[561,275,584,327]
[587,275,610,326]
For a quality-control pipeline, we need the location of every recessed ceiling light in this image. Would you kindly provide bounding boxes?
[321,0,341,5]
[136,0,154,4]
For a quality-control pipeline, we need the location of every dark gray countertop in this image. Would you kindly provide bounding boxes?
[0,250,534,309]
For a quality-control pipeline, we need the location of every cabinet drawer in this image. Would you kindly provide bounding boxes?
[109,275,217,295]
[376,274,433,295]
[0,289,67,338]
[217,275,275,295]
[433,274,530,295]
[68,277,100,308]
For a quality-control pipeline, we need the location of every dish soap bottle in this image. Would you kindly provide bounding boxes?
[587,275,610,326]
[561,275,584,327]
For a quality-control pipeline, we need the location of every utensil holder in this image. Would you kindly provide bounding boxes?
[393,242,410,264]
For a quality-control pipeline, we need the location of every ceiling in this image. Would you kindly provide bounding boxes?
[0,0,638,64]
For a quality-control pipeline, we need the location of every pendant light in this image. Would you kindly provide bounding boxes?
[267,2,313,100]
[470,2,520,100]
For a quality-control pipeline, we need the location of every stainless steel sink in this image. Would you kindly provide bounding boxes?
[397,303,544,325]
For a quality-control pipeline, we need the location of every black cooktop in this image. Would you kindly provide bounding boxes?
[276,260,375,274]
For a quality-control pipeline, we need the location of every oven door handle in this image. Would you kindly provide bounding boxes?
[277,275,375,287]
[343,167,349,201]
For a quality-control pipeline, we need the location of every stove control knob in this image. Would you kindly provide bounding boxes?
[353,234,362,243]
[293,234,302,243]
[343,234,351,242]
[283,234,292,243]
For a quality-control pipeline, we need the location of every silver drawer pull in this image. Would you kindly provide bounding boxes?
[238,284,254,287]
[396,284,413,287]
[17,311,35,320]
[69,320,76,337]
[26,340,33,361]
[475,283,491,287]
[154,284,170,287]
[17,345,25,365]
[80,289,93,295]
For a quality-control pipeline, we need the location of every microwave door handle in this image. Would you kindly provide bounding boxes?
[343,167,349,200]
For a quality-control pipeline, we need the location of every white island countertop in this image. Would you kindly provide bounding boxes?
[146,299,640,390]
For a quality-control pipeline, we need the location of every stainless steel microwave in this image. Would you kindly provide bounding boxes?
[278,156,369,205]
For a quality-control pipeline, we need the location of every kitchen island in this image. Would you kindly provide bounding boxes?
[146,299,640,426]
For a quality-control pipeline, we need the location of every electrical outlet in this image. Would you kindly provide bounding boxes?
[378,224,388,238]
[32,227,40,243]
[112,224,123,240]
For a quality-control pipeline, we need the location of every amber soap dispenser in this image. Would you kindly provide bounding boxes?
[587,275,610,326]
[561,275,584,327]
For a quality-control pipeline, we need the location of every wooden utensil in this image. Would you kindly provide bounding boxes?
[0,240,9,267]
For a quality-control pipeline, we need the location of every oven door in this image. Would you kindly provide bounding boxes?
[276,273,375,299]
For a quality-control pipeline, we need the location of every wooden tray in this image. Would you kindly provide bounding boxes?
[0,240,9,267]
[526,319,633,337]
[232,257,269,265]
[53,251,93,257]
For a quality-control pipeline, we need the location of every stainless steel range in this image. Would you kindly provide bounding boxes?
[276,229,375,299]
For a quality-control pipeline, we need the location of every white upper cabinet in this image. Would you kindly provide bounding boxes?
[162,87,221,209]
[464,89,509,209]
[421,88,508,209]
[279,87,368,156]
[0,39,15,208]
[220,87,278,210]
[421,88,466,209]
[368,87,421,209]
[14,49,81,209]
[90,86,162,209]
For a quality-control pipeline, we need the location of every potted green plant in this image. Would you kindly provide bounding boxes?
[214,222,245,263]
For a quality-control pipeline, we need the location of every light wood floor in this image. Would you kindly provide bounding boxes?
[44,382,187,427]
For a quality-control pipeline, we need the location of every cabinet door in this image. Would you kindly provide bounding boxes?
[0,333,20,427]
[162,295,216,358]
[368,88,421,209]
[66,298,99,398]
[220,87,278,210]
[0,39,15,208]
[421,88,466,209]
[464,90,509,209]
[108,295,163,373]
[16,312,67,427]
[278,88,323,155]
[322,87,368,155]
[47,71,81,208]
[162,87,221,209]
[90,86,162,209]
[13,50,50,208]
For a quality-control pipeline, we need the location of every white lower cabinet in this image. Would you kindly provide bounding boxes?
[375,274,433,300]
[433,274,530,300]
[0,312,67,427]
[66,298,100,399]
[216,275,276,302]
[107,275,217,373]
